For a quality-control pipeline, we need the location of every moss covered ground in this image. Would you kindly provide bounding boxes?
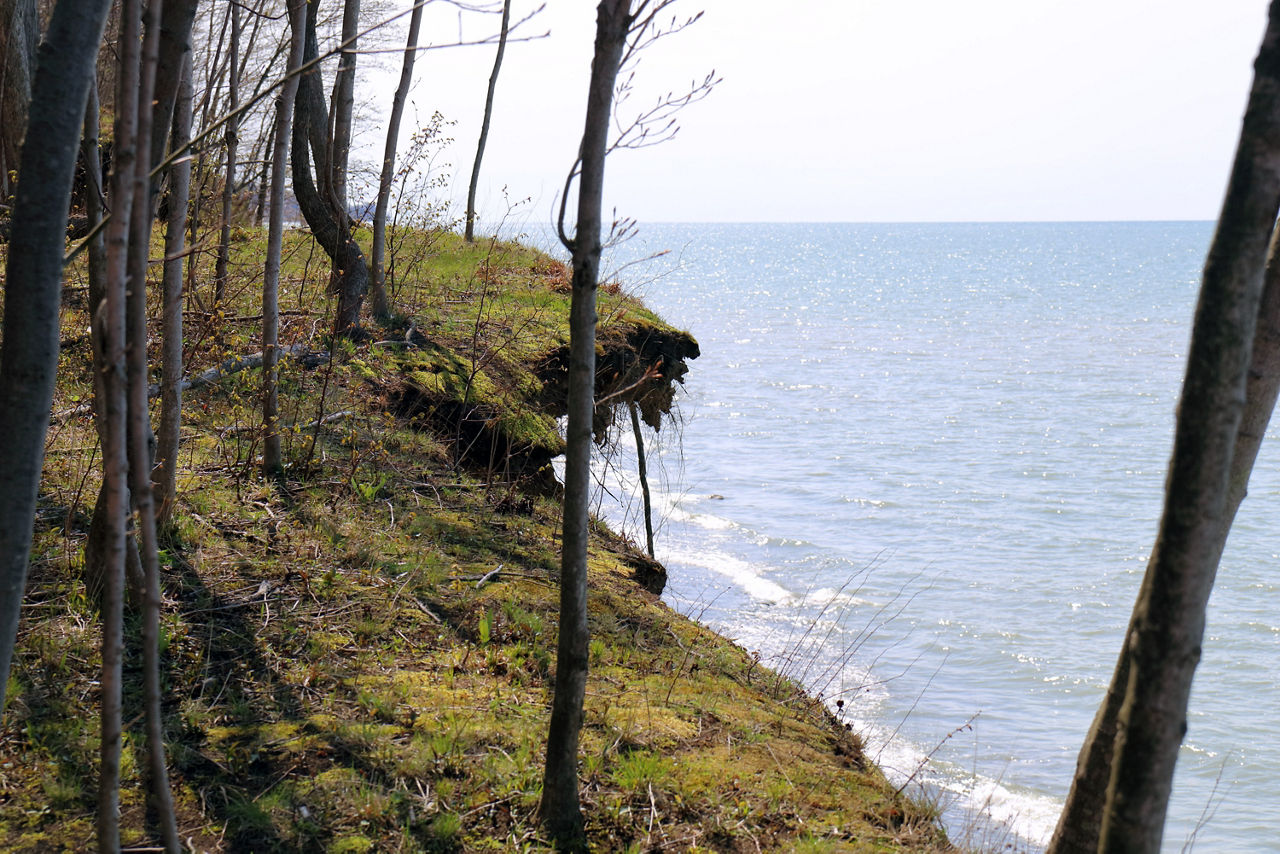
[0,225,952,852]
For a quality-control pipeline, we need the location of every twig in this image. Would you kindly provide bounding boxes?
[894,712,979,797]
[220,409,354,436]
[474,564,503,588]
[50,342,327,423]
[594,362,663,409]
[411,597,443,624]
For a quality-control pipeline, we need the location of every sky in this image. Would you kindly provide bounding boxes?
[356,1,1271,224]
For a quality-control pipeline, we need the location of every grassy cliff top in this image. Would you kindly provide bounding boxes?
[2,226,951,852]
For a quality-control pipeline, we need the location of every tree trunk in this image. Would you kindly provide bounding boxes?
[157,55,194,528]
[629,402,655,558]
[149,0,201,177]
[291,0,370,337]
[122,4,181,844]
[540,2,633,846]
[121,6,182,845]
[1047,9,1280,852]
[329,0,359,212]
[1050,232,1280,852]
[264,0,307,477]
[254,119,274,227]
[82,84,145,610]
[464,0,511,243]
[99,0,144,845]
[214,0,241,306]
[0,0,111,719]
[0,0,37,200]
[81,79,148,612]
[370,0,424,320]
[87,0,198,602]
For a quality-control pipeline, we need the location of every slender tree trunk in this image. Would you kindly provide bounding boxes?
[82,79,147,613]
[370,0,424,320]
[254,119,274,227]
[330,0,359,212]
[1049,9,1280,852]
[157,55,194,528]
[149,0,202,178]
[99,0,145,845]
[188,0,230,311]
[264,0,307,477]
[122,6,182,846]
[0,0,37,200]
[88,0,198,600]
[0,0,111,718]
[291,0,370,337]
[214,0,241,306]
[82,82,110,447]
[121,5,181,845]
[540,3,633,846]
[628,402,655,558]
[464,0,511,243]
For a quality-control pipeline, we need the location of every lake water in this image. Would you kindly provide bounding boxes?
[562,221,1280,852]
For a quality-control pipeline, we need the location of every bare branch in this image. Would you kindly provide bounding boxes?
[556,157,582,250]
[65,0,547,265]
[609,68,719,154]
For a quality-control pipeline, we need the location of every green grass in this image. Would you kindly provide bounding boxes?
[0,221,949,852]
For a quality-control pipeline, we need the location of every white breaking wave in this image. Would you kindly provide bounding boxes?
[658,545,794,605]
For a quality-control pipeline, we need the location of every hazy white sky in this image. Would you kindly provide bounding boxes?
[359,1,1270,224]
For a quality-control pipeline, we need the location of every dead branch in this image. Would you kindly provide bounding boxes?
[50,342,328,424]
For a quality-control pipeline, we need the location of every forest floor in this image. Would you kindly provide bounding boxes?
[0,226,954,852]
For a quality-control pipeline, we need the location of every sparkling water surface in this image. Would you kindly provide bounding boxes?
[564,221,1278,851]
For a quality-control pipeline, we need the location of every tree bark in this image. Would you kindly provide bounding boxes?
[254,119,274,227]
[264,0,307,477]
[82,80,147,613]
[157,55,194,527]
[149,0,202,176]
[464,0,511,243]
[0,0,111,719]
[370,0,424,320]
[99,0,144,845]
[291,0,370,337]
[121,6,182,845]
[540,2,633,847]
[214,0,241,306]
[122,4,181,844]
[1050,232,1280,853]
[629,401,655,558]
[329,0,360,212]
[1046,8,1280,852]
[0,0,37,200]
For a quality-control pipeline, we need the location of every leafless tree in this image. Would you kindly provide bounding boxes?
[464,0,511,243]
[122,2,183,844]
[157,55,195,526]
[0,0,37,201]
[264,0,308,476]
[0,0,112,721]
[628,401,655,557]
[1050,6,1280,851]
[98,0,145,844]
[291,0,372,336]
[370,0,425,320]
[539,7,633,843]
[214,0,242,306]
[330,0,360,210]
[540,1,713,845]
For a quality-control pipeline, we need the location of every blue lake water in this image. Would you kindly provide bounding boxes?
[551,221,1280,851]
